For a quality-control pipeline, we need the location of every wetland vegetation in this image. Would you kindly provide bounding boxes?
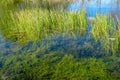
[0,0,120,80]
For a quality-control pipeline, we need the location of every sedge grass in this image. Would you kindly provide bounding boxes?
[91,14,120,54]
[0,0,73,10]
[0,9,87,43]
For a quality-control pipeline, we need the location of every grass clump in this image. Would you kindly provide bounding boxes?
[0,9,87,43]
[0,0,72,10]
[91,14,120,54]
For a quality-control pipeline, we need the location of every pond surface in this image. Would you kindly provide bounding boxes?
[69,0,120,17]
[0,0,120,55]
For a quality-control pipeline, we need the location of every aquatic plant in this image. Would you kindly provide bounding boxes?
[115,18,120,53]
[1,0,120,80]
[0,9,87,43]
[91,14,120,54]
[0,0,72,10]
[0,51,114,80]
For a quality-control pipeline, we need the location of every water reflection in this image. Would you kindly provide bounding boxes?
[69,0,120,17]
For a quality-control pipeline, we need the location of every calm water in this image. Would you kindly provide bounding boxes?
[0,0,120,55]
[69,0,120,17]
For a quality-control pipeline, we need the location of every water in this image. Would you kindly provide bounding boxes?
[69,0,120,17]
[0,1,120,79]
[0,0,120,55]
[0,33,22,55]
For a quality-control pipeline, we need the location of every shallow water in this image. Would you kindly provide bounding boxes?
[0,34,22,55]
[0,1,120,79]
[0,0,120,55]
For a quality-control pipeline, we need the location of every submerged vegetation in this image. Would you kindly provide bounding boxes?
[0,41,120,80]
[0,51,115,80]
[0,0,120,80]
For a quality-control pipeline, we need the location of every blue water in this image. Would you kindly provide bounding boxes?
[69,0,120,17]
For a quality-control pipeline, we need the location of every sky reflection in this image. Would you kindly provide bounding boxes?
[69,0,120,17]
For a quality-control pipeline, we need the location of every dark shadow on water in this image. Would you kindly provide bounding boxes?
[0,35,111,59]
